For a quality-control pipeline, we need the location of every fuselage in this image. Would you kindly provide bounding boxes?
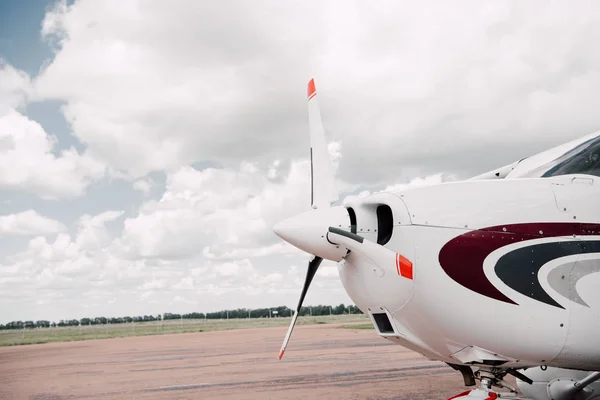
[339,174,600,371]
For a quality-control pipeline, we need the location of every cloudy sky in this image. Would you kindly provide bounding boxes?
[2,0,600,323]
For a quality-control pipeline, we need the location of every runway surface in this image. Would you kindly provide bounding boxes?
[0,323,469,399]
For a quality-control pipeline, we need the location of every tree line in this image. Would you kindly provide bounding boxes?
[0,304,363,330]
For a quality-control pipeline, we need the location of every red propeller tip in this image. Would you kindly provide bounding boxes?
[307,79,316,101]
[278,349,285,360]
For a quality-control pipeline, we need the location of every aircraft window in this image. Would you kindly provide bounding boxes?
[543,136,600,178]
[376,205,393,245]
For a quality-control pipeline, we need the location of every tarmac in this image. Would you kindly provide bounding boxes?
[0,323,468,399]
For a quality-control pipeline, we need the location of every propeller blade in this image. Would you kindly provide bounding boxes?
[278,255,323,360]
[307,79,338,209]
[278,309,299,361]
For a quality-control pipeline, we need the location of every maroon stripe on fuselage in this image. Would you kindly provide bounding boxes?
[438,222,600,305]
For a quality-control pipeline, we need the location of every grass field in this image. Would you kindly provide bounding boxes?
[341,323,374,330]
[0,314,371,347]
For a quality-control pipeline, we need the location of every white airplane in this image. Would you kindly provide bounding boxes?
[273,79,600,400]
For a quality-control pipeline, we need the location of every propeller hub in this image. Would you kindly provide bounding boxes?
[273,206,350,262]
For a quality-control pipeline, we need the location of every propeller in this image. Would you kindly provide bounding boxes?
[275,78,341,360]
[274,79,415,360]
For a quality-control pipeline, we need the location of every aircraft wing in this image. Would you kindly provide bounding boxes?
[469,130,600,180]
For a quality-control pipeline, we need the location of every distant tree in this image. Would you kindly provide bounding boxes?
[6,321,23,329]
[6,303,364,328]
[0,324,4,330]
[35,320,50,328]
[334,304,347,315]
[308,305,328,316]
[274,306,291,317]
[347,305,363,314]
[182,312,205,319]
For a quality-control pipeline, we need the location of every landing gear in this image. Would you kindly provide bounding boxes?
[449,366,600,400]
[475,369,518,394]
[447,368,523,399]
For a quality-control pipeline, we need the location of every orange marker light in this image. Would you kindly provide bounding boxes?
[396,254,413,280]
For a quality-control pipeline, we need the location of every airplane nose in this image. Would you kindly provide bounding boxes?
[272,219,293,241]
[273,206,350,262]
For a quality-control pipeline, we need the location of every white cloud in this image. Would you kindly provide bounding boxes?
[382,173,457,193]
[202,242,302,261]
[132,178,153,194]
[173,276,194,290]
[33,1,327,178]
[5,0,600,323]
[76,210,124,251]
[0,61,31,112]
[0,155,352,321]
[118,159,312,260]
[0,210,66,236]
[40,0,68,48]
[0,82,106,198]
[139,278,167,291]
[341,173,455,206]
[169,295,196,305]
[0,109,106,199]
[31,1,600,183]
[0,210,147,320]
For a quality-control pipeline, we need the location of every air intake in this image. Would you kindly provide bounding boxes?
[347,207,357,233]
[376,205,393,245]
[372,313,394,334]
